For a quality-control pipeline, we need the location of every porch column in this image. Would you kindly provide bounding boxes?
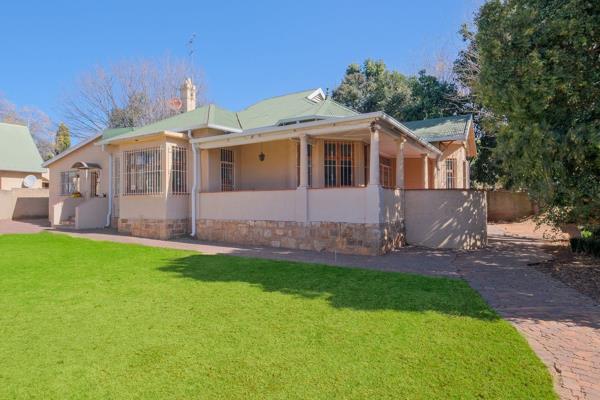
[421,154,429,189]
[434,157,440,189]
[395,137,406,189]
[369,123,381,187]
[299,134,308,188]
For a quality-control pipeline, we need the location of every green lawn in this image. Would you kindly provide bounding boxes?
[0,233,555,399]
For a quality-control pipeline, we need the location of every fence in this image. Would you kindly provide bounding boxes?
[0,188,49,220]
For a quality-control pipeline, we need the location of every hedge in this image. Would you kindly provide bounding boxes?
[570,237,600,258]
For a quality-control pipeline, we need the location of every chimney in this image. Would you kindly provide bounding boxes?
[180,78,197,112]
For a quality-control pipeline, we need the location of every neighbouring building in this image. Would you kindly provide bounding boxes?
[43,81,486,254]
[0,122,47,189]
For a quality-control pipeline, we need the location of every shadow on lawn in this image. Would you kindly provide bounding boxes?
[159,254,499,320]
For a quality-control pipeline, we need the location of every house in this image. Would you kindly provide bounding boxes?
[43,80,486,254]
[0,122,47,189]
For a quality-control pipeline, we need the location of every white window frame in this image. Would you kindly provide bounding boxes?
[170,146,188,195]
[60,171,78,196]
[122,147,163,196]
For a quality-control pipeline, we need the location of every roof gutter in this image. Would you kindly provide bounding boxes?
[97,123,243,145]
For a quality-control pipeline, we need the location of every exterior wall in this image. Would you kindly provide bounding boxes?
[435,142,469,189]
[0,170,44,190]
[404,189,487,249]
[0,188,48,220]
[237,140,296,190]
[198,190,298,221]
[52,197,84,225]
[196,219,393,256]
[308,188,367,223]
[404,158,425,189]
[487,190,535,222]
[75,197,108,229]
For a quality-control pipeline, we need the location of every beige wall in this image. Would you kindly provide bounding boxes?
[75,197,108,229]
[0,170,45,190]
[308,188,367,223]
[435,142,469,189]
[404,189,487,249]
[48,137,110,224]
[198,190,298,221]
[0,188,48,220]
[487,190,535,222]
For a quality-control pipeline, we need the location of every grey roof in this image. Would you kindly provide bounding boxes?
[402,115,472,142]
[0,122,45,173]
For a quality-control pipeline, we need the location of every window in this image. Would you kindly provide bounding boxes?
[220,148,234,191]
[296,142,312,187]
[446,158,457,189]
[380,157,393,188]
[123,147,163,195]
[113,156,120,196]
[90,171,100,197]
[171,146,188,194]
[324,141,355,187]
[60,171,78,195]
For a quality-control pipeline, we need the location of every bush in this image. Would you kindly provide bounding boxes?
[570,237,600,258]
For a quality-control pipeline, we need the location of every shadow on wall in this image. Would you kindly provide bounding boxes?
[159,253,498,320]
[404,190,487,249]
[13,197,49,219]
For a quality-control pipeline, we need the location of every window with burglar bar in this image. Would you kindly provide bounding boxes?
[296,142,312,187]
[170,146,188,194]
[446,158,457,189]
[220,148,234,191]
[324,140,356,187]
[123,147,163,195]
[60,171,78,195]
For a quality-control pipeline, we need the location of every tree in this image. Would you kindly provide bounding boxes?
[332,59,464,123]
[452,24,503,188]
[54,123,71,154]
[0,94,55,160]
[62,57,206,138]
[475,0,600,226]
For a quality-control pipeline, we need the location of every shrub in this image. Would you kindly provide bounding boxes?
[570,237,600,258]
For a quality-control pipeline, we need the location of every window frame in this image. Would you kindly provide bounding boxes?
[324,140,356,188]
[60,171,78,196]
[122,147,163,196]
[445,158,457,189]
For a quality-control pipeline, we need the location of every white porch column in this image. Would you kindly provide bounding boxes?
[299,134,308,188]
[366,122,382,224]
[295,134,309,223]
[421,154,429,189]
[395,137,405,189]
[369,123,381,187]
[434,157,440,189]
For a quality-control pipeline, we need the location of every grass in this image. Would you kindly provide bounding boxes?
[0,233,556,399]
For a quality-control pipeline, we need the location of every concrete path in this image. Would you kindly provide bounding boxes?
[1,219,599,399]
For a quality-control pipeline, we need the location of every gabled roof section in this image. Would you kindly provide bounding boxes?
[0,122,45,173]
[43,132,102,167]
[402,114,472,142]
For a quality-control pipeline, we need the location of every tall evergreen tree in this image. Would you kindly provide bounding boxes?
[54,123,71,154]
[475,0,600,226]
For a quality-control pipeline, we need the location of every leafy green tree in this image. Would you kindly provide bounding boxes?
[475,0,600,226]
[453,24,503,188]
[332,60,463,123]
[54,123,71,154]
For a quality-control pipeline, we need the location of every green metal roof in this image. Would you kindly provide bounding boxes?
[100,88,357,143]
[402,115,472,142]
[0,122,45,173]
[101,127,135,140]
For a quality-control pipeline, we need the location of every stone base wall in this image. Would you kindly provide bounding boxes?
[196,219,405,256]
[118,218,190,240]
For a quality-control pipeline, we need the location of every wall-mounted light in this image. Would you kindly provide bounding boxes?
[259,143,266,162]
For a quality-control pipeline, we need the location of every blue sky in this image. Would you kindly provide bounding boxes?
[0,0,482,123]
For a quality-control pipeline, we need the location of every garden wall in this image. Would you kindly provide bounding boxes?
[486,190,535,222]
[404,189,487,249]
